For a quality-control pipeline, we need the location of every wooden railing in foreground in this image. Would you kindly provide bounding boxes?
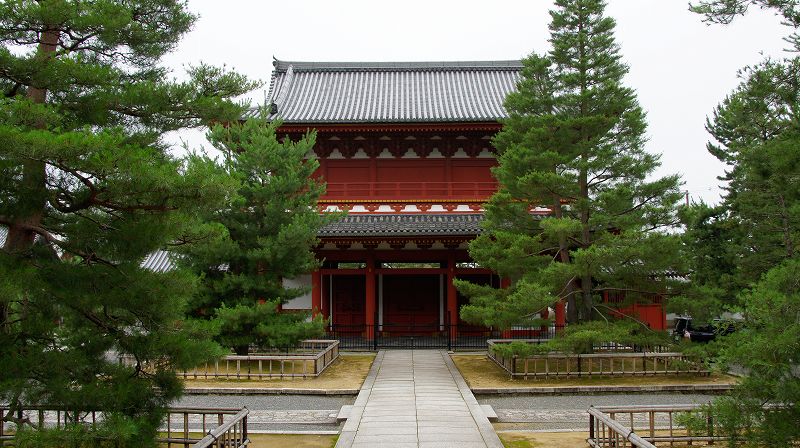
[0,406,248,448]
[190,408,248,448]
[162,408,248,448]
[587,405,723,447]
[487,340,707,379]
[178,339,339,379]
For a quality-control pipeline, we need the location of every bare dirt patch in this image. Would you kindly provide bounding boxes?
[183,353,375,390]
[452,354,737,389]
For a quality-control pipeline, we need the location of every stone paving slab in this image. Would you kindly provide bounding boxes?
[335,350,503,448]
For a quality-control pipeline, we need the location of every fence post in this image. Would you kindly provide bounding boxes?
[373,321,378,351]
[577,354,582,378]
[447,312,453,352]
[708,413,715,445]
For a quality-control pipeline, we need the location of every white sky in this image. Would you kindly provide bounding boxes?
[163,0,791,205]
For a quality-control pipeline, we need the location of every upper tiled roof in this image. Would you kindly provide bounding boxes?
[262,59,522,124]
[140,250,175,273]
[1,225,176,272]
[319,214,484,238]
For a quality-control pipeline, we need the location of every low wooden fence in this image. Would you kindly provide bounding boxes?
[179,339,339,379]
[487,340,707,379]
[587,405,724,447]
[0,406,248,448]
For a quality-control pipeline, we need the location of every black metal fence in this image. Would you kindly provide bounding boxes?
[325,322,565,350]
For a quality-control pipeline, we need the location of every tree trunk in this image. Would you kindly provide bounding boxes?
[1,29,58,334]
[579,162,593,321]
[2,29,59,254]
[552,193,578,323]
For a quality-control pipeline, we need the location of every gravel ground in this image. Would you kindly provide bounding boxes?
[479,393,716,431]
[477,393,715,410]
[171,394,354,410]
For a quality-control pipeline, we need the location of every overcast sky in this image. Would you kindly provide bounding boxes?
[162,0,790,205]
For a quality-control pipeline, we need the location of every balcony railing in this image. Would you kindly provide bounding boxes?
[323,181,497,199]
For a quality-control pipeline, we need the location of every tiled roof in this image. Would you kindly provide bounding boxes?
[1,226,177,272]
[261,59,522,124]
[140,250,175,273]
[319,214,484,238]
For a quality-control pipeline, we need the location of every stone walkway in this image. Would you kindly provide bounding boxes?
[336,350,503,448]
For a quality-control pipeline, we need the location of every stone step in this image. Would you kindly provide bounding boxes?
[336,405,353,422]
[480,404,498,422]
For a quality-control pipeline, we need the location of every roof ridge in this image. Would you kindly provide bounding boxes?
[272,60,524,73]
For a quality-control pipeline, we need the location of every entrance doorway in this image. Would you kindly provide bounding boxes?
[330,275,365,326]
[381,275,441,334]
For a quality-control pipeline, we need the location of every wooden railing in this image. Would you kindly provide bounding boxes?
[487,340,707,379]
[162,408,246,448]
[587,405,724,447]
[179,339,339,379]
[324,181,496,199]
[190,408,248,448]
[0,406,248,448]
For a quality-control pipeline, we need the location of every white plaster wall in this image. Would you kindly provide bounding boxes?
[282,274,312,310]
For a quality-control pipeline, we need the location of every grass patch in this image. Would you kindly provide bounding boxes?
[498,431,588,448]
[452,354,738,389]
[247,433,337,448]
[159,433,337,447]
[183,353,375,390]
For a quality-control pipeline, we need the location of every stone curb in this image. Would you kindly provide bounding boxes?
[471,384,735,395]
[183,387,359,395]
[441,351,505,448]
[335,350,385,448]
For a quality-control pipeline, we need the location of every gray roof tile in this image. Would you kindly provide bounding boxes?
[319,214,484,238]
[260,60,522,124]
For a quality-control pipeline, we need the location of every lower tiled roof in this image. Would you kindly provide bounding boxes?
[319,214,484,238]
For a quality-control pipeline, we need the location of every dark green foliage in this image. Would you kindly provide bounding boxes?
[0,1,255,445]
[690,0,800,49]
[491,321,672,357]
[681,260,800,447]
[677,5,800,444]
[459,0,684,330]
[181,118,330,355]
[673,58,800,320]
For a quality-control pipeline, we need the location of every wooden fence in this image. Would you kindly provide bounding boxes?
[179,339,339,379]
[0,406,248,448]
[587,405,724,447]
[487,340,707,379]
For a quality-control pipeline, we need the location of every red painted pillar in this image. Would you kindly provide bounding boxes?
[311,270,322,318]
[555,300,566,333]
[447,252,458,339]
[365,253,376,340]
[500,277,512,338]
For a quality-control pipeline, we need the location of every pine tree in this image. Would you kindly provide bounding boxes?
[677,5,800,442]
[0,1,255,445]
[457,0,683,333]
[182,117,330,355]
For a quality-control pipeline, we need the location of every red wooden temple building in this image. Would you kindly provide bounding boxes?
[265,60,664,347]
